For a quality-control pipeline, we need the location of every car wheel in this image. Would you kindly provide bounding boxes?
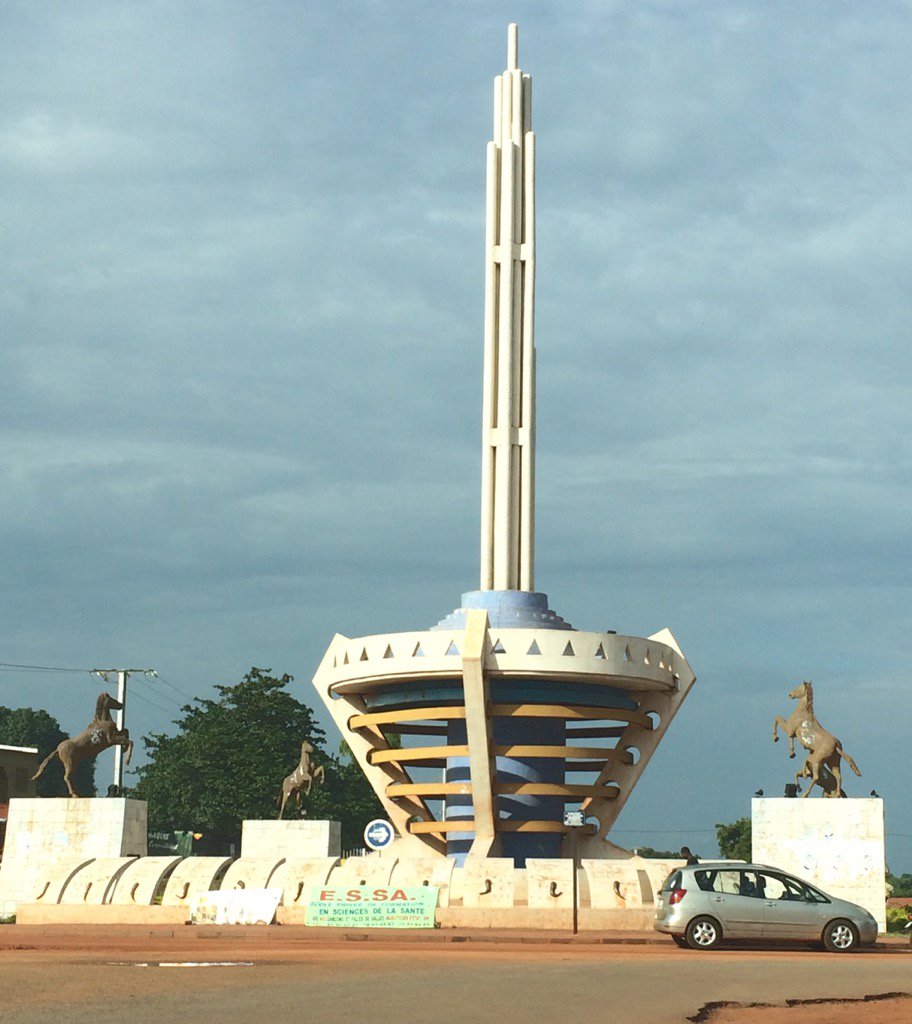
[671,935,689,948]
[822,919,859,952]
[685,916,722,950]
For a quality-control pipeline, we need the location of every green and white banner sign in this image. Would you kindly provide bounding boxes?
[305,885,439,928]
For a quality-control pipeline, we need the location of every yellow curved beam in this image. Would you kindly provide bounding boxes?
[565,761,629,772]
[349,706,466,730]
[409,820,476,833]
[407,819,597,835]
[349,703,652,730]
[370,745,468,764]
[494,744,632,762]
[387,781,619,799]
[491,704,652,727]
[369,743,629,765]
[498,782,619,798]
[499,820,597,835]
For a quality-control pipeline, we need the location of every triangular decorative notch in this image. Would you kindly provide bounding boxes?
[343,652,350,665]
[412,642,425,657]
[383,645,394,659]
[624,645,632,662]
[595,643,607,660]
[563,641,575,656]
[359,647,369,662]
[527,639,542,655]
[492,639,506,654]
[644,648,651,666]
[445,640,460,656]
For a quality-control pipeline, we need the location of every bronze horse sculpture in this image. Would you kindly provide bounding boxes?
[32,691,133,798]
[277,741,325,819]
[773,680,861,798]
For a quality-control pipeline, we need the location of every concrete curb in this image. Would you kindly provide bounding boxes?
[0,923,908,950]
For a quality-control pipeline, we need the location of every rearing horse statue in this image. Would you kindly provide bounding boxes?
[773,680,861,798]
[277,740,325,819]
[32,691,133,798]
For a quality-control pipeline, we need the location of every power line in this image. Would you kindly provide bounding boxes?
[0,661,95,674]
[127,686,179,717]
[148,672,197,703]
[611,828,718,834]
[132,683,184,709]
[0,661,185,717]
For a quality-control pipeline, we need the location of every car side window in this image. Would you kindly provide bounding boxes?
[737,871,762,898]
[661,870,682,892]
[710,870,743,895]
[693,869,763,896]
[802,882,830,904]
[776,875,817,902]
[758,872,788,900]
[694,870,715,892]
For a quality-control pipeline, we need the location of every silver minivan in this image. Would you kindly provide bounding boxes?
[654,862,878,951]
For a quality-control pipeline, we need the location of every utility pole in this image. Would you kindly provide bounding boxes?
[92,667,156,794]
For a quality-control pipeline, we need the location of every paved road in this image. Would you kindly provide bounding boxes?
[0,931,909,1024]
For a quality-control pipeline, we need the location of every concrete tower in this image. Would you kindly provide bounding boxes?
[480,22,536,594]
[311,25,696,866]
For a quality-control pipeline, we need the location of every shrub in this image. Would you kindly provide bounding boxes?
[886,906,911,933]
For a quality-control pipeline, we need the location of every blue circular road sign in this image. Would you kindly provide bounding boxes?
[363,818,396,851]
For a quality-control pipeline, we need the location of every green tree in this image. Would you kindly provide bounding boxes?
[133,667,382,852]
[0,705,96,797]
[715,817,752,861]
[887,872,912,897]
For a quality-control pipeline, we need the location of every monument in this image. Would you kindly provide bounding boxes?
[3,24,698,930]
[772,680,862,797]
[756,679,884,930]
[310,24,697,868]
[31,691,133,798]
[277,740,326,819]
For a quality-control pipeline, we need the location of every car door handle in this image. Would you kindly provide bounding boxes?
[764,901,776,907]
[711,895,724,902]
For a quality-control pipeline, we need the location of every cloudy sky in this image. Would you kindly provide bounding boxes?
[2,2,910,865]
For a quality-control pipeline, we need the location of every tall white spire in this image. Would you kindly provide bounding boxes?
[480,23,536,592]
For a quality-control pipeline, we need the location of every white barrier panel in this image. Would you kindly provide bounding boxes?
[189,887,282,925]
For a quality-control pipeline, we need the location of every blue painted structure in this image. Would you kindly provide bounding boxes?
[434,591,626,864]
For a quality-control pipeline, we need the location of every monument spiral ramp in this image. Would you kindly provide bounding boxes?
[313,599,695,863]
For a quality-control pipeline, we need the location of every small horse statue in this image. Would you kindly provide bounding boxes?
[32,691,133,798]
[773,680,861,798]
[277,740,325,819]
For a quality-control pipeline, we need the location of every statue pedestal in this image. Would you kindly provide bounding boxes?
[752,797,886,931]
[241,819,340,859]
[0,797,147,916]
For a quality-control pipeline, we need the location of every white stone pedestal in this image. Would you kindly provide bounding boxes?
[240,819,341,859]
[752,797,886,931]
[0,798,147,916]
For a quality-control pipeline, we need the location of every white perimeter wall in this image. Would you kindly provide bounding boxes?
[241,819,341,859]
[0,798,147,915]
